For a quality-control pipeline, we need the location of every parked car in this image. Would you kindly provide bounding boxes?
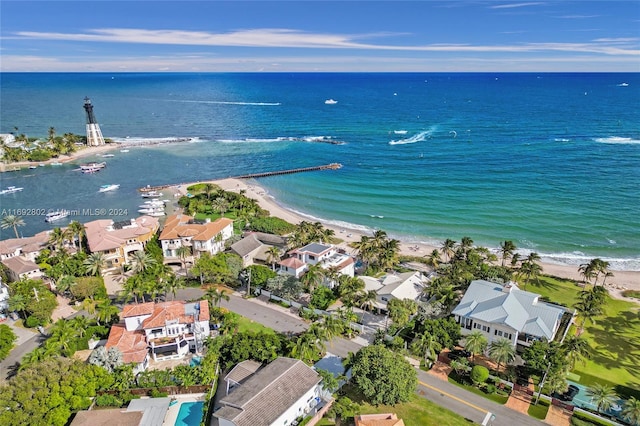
[553,385,579,402]
[448,349,471,361]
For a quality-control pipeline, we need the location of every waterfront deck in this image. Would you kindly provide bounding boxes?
[139,163,342,192]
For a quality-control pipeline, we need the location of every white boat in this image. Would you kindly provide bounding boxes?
[138,208,164,214]
[83,167,102,174]
[146,211,166,217]
[51,162,63,166]
[120,149,130,153]
[80,162,106,171]
[29,165,37,169]
[141,191,162,198]
[617,82,629,87]
[140,201,165,208]
[99,184,120,192]
[0,186,24,195]
[324,99,338,104]
[393,130,408,135]
[101,154,115,158]
[45,210,70,222]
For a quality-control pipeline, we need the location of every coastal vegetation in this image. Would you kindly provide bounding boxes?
[0,324,17,361]
[0,129,88,163]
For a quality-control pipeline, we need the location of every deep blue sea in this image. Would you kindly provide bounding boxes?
[1,73,639,270]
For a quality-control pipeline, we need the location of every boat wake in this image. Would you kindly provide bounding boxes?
[389,130,434,145]
[173,99,281,106]
[594,136,640,145]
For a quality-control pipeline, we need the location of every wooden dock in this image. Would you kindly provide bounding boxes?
[138,163,342,192]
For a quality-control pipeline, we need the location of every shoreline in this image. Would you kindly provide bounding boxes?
[174,178,640,297]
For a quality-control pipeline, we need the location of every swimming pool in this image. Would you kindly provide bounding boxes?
[174,401,204,426]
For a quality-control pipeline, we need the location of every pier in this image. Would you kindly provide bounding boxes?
[138,163,342,192]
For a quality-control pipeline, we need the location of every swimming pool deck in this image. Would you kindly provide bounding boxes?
[162,393,207,426]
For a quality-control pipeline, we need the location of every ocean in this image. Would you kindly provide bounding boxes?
[1,72,638,270]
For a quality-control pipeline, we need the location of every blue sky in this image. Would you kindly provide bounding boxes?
[1,1,639,72]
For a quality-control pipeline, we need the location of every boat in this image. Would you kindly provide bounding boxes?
[138,208,164,214]
[29,165,37,169]
[45,210,70,222]
[51,162,63,166]
[82,167,103,174]
[80,162,106,171]
[120,149,130,153]
[617,82,629,87]
[140,201,165,208]
[98,184,120,192]
[147,211,166,217]
[141,191,162,198]
[324,99,338,104]
[101,154,115,158]
[0,186,24,195]
[393,130,408,135]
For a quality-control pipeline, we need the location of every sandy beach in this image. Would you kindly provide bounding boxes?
[0,143,121,172]
[174,178,640,298]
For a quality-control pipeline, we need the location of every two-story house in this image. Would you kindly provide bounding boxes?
[452,280,569,350]
[84,216,160,274]
[360,271,426,312]
[159,214,234,264]
[279,242,354,286]
[105,300,210,371]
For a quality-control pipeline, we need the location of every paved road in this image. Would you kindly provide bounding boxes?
[0,331,48,383]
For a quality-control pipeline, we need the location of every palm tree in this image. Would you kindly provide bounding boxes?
[410,332,437,366]
[67,220,85,251]
[55,275,76,295]
[202,182,218,200]
[84,252,106,276]
[212,197,230,217]
[519,258,543,290]
[574,288,605,335]
[459,236,474,258]
[464,331,488,361]
[96,299,120,325]
[175,246,191,272]
[206,286,230,307]
[622,397,640,426]
[440,239,456,262]
[488,338,516,371]
[7,294,28,320]
[499,240,517,267]
[48,227,67,251]
[265,246,281,271]
[357,290,378,313]
[425,249,441,269]
[164,275,185,301]
[290,332,322,365]
[1,215,25,238]
[586,383,617,415]
[130,251,157,275]
[561,335,591,370]
[301,264,325,294]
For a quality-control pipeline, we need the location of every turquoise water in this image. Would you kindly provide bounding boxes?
[1,73,638,270]
[174,401,204,426]
[568,381,626,421]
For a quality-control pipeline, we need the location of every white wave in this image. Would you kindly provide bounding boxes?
[554,138,571,142]
[369,215,384,219]
[174,99,281,106]
[538,252,640,272]
[389,130,433,145]
[594,136,640,145]
[109,136,200,145]
[393,130,408,135]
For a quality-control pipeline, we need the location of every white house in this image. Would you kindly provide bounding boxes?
[159,214,234,263]
[360,271,426,311]
[106,300,210,371]
[0,278,10,313]
[279,242,354,286]
[0,231,50,262]
[452,280,568,349]
[230,232,288,267]
[214,357,322,426]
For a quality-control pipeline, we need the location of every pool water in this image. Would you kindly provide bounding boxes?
[174,401,204,426]
[568,381,626,420]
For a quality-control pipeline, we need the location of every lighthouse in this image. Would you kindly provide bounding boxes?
[83,97,105,146]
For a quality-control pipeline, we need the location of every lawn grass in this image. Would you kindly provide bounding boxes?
[527,400,550,419]
[233,312,276,335]
[446,376,509,405]
[527,276,640,395]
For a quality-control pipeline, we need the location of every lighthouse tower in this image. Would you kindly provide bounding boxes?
[83,97,105,146]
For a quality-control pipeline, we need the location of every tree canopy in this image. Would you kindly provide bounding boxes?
[349,344,417,406]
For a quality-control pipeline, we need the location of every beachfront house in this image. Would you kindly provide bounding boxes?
[214,357,323,426]
[159,214,234,265]
[279,242,354,286]
[0,279,10,313]
[359,271,426,312]
[452,280,569,349]
[84,216,160,275]
[105,300,210,370]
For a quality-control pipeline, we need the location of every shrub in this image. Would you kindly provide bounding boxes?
[94,394,122,407]
[0,324,17,361]
[485,384,497,394]
[25,316,42,328]
[471,365,489,385]
[149,388,168,398]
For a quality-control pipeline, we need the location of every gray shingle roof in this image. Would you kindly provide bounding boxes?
[452,280,564,340]
[214,357,320,426]
[230,235,264,257]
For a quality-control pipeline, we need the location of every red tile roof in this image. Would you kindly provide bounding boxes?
[105,323,149,364]
[159,214,233,242]
[279,257,306,269]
